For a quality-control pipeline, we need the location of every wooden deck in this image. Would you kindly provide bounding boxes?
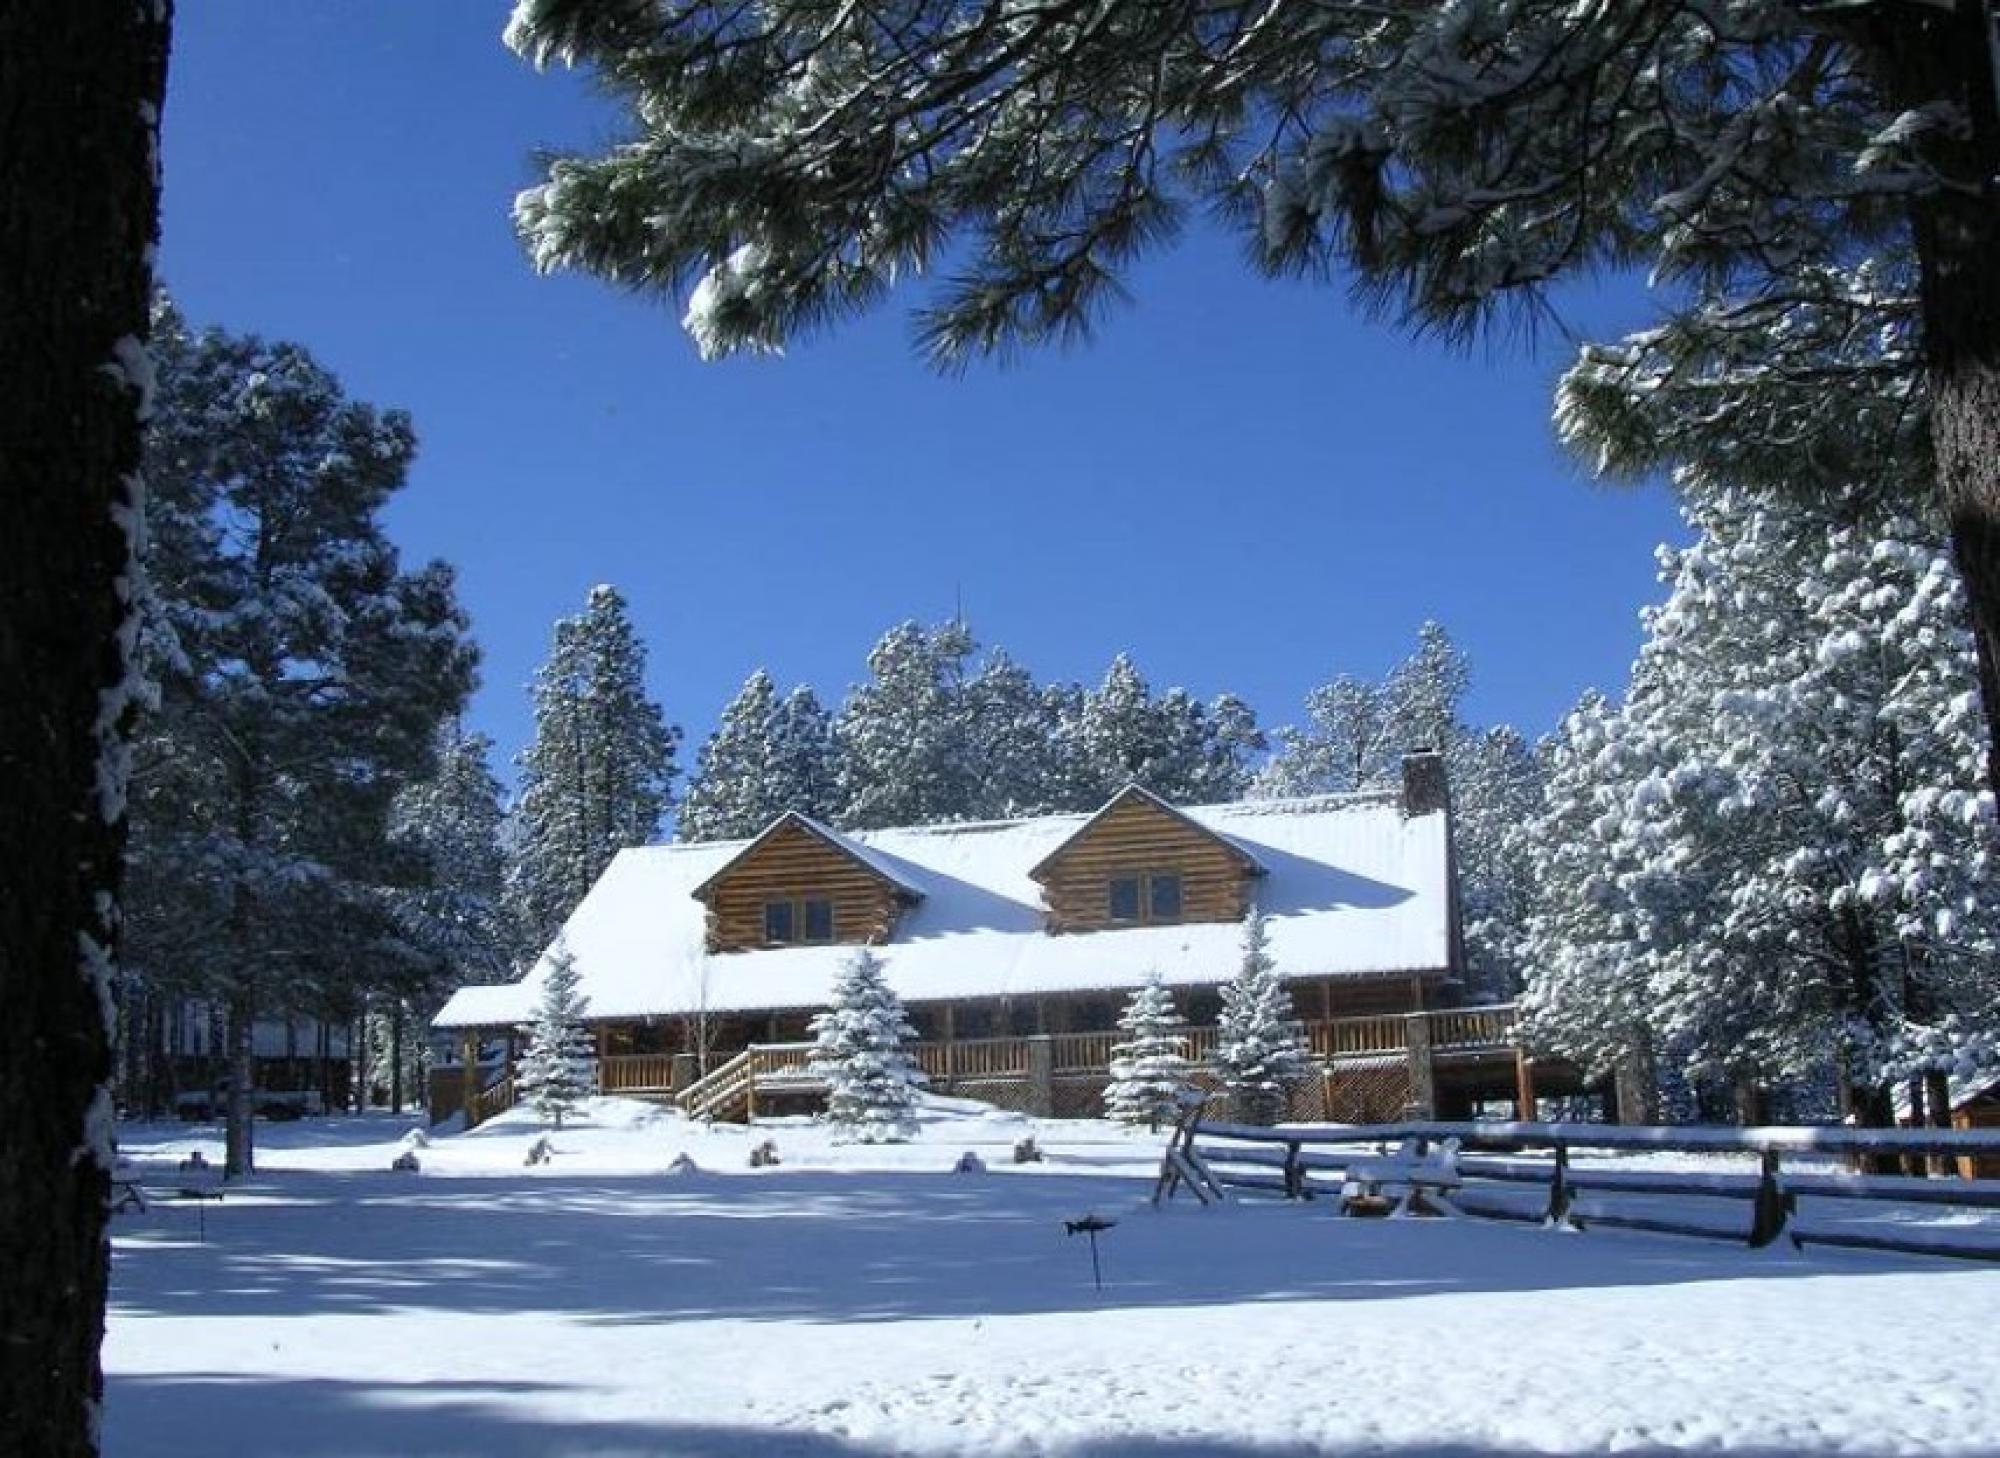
[446,1004,1530,1127]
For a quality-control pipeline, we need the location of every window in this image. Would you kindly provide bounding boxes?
[765,895,836,945]
[803,896,834,943]
[1108,871,1184,925]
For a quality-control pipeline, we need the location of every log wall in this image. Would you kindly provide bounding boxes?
[702,820,905,952]
[1036,794,1254,934]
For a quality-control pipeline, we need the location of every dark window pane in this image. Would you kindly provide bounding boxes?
[804,897,834,943]
[1108,876,1140,921]
[1150,874,1183,919]
[764,900,794,943]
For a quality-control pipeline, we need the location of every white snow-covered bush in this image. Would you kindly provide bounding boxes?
[808,947,925,1143]
[1104,973,1193,1131]
[517,941,594,1130]
[1212,907,1309,1126]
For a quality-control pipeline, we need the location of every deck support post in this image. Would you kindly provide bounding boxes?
[459,1032,481,1130]
[1404,1013,1436,1119]
[941,1004,957,1091]
[1026,1034,1054,1117]
[1514,1050,1538,1122]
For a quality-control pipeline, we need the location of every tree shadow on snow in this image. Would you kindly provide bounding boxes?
[102,1372,1927,1458]
[108,1164,1969,1333]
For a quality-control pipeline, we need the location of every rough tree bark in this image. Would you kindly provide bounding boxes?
[1878,3,2000,794]
[0,3,172,1454]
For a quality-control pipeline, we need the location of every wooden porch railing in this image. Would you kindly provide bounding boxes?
[599,1053,676,1094]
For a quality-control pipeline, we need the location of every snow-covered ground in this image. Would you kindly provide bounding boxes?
[107,1098,2000,1456]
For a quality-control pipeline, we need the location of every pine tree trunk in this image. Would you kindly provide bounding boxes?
[1880,5,2000,796]
[226,991,257,1177]
[0,3,170,1451]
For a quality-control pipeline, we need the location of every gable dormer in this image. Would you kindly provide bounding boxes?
[1028,785,1265,935]
[692,812,925,953]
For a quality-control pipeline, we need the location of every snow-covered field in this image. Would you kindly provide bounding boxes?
[107,1099,2000,1457]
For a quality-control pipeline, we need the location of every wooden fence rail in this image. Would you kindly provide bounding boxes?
[1170,1117,2000,1263]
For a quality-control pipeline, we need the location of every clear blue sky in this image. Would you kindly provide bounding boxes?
[159,1,1686,785]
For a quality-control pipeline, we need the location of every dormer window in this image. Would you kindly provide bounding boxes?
[764,896,835,946]
[1108,872,1183,924]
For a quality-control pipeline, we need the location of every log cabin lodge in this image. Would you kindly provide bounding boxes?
[431,752,1572,1125]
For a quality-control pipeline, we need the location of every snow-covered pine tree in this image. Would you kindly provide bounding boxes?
[1064,655,1262,807]
[962,650,1068,818]
[833,619,978,828]
[679,669,780,842]
[807,948,925,1143]
[131,299,478,1174]
[518,942,595,1129]
[681,671,840,841]
[507,585,679,961]
[1105,974,1193,1131]
[1521,477,2000,1120]
[509,0,2000,805]
[1254,676,1392,797]
[1211,908,1309,1126]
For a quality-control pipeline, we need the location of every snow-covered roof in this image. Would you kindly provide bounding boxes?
[690,809,929,901]
[433,791,1452,1030]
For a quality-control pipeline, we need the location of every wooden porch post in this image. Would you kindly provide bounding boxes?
[941,1004,957,1091]
[1026,1035,1054,1118]
[459,1032,481,1129]
[1514,1049,1538,1122]
[1405,1013,1436,1119]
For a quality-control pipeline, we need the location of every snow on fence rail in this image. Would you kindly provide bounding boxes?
[1161,1115,2000,1262]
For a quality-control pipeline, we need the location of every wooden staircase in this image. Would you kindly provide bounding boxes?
[674,1048,759,1121]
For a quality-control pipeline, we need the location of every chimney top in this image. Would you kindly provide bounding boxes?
[1401,749,1449,818]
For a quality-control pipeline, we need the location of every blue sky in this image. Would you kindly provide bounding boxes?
[159,1,1686,785]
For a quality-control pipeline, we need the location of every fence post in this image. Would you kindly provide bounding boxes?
[1404,1013,1436,1118]
[1027,1034,1054,1117]
[1748,1149,1789,1248]
[1545,1140,1572,1227]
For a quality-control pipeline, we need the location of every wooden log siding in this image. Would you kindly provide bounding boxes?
[700,820,907,953]
[1034,795,1256,934]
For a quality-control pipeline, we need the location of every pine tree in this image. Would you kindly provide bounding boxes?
[808,948,925,1143]
[962,650,1068,818]
[1211,908,1309,1126]
[1105,974,1193,1131]
[507,584,679,960]
[1521,478,2000,1117]
[1255,677,1392,797]
[833,619,977,828]
[508,0,2000,802]
[681,671,838,841]
[131,299,478,1175]
[518,943,595,1129]
[1065,655,1262,806]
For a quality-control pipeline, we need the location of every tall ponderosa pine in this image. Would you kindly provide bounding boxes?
[1,3,170,1446]
[1065,655,1262,806]
[507,1,2000,803]
[1521,478,2000,1118]
[1105,974,1194,1131]
[518,942,595,1129]
[132,300,477,1176]
[508,584,679,960]
[834,619,978,828]
[808,948,925,1143]
[680,669,836,840]
[1212,908,1309,1126]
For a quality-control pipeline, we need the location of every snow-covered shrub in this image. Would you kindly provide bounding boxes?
[1012,1136,1043,1164]
[390,1151,420,1173]
[808,947,925,1143]
[953,1150,987,1174]
[525,1135,553,1166]
[748,1139,781,1168]
[517,941,594,1130]
[666,1152,701,1176]
[1104,973,1193,1131]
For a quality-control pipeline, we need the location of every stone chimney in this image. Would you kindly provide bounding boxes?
[1401,749,1449,818]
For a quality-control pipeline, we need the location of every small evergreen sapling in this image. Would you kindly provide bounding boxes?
[808,948,925,1143]
[1105,973,1193,1131]
[1212,908,1309,1126]
[518,943,594,1130]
